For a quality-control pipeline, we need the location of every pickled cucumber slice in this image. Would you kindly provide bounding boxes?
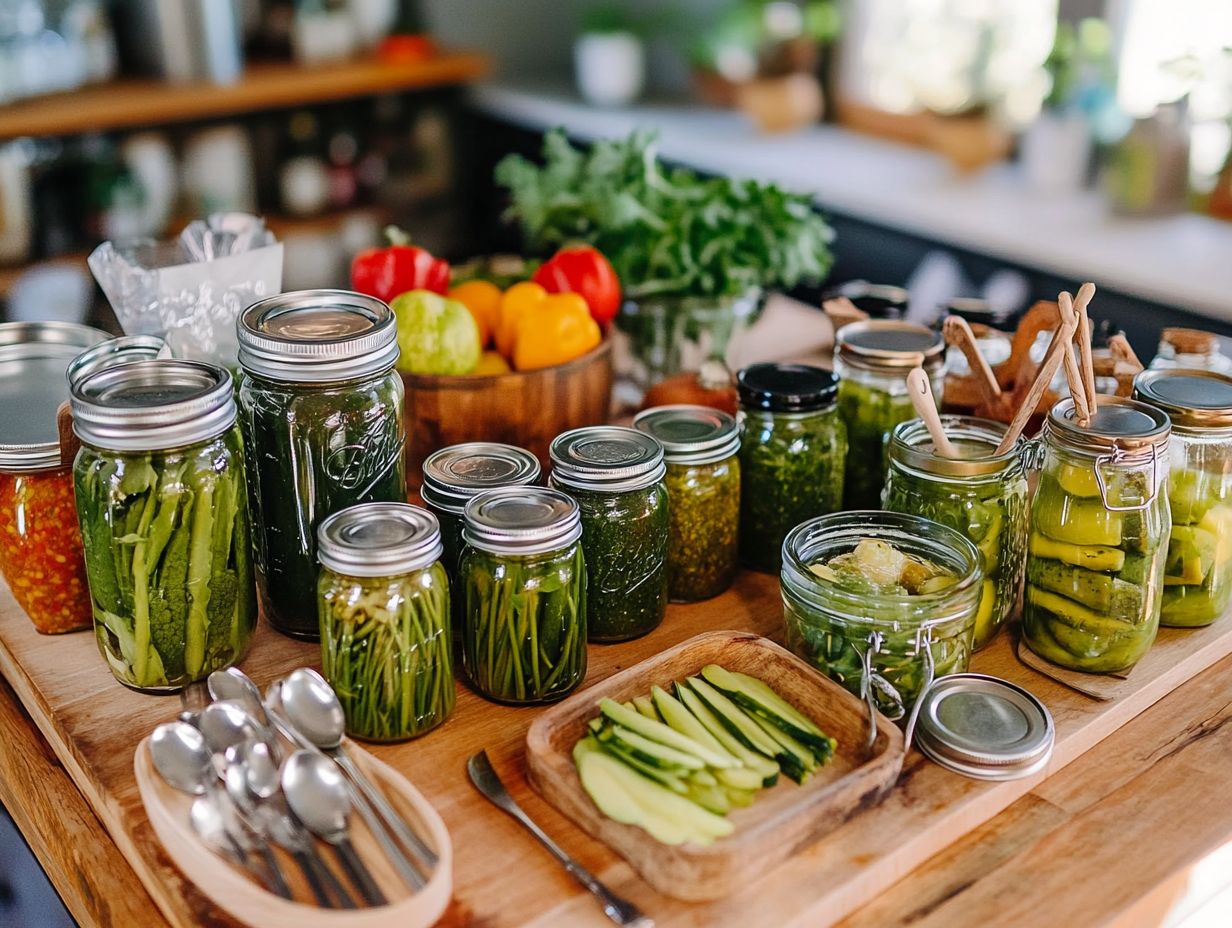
[1170,468,1219,525]
[1034,479,1123,547]
[1029,534,1125,572]
[1026,586,1140,634]
[972,579,997,645]
[1057,463,1101,498]
[1164,525,1216,586]
[1027,559,1143,615]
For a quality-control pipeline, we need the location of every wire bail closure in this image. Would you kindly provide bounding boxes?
[1093,442,1162,513]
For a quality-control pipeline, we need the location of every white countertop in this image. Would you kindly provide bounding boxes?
[473,83,1232,322]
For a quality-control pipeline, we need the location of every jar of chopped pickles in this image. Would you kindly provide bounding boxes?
[237,290,407,640]
[460,487,587,704]
[549,427,668,641]
[736,363,846,573]
[317,503,454,741]
[71,360,257,692]
[633,405,741,602]
[834,321,946,510]
[884,417,1029,650]
[1023,397,1171,673]
[1133,370,1232,628]
[781,512,983,719]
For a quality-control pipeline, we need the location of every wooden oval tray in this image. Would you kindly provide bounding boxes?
[135,735,453,928]
[525,630,904,902]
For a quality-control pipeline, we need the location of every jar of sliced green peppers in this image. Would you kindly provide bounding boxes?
[1023,397,1171,673]
[460,487,587,704]
[317,503,454,741]
[736,363,846,573]
[884,417,1029,650]
[633,405,741,602]
[834,321,946,510]
[1134,370,1232,628]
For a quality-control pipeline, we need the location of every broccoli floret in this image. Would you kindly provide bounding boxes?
[149,526,190,681]
[205,569,239,664]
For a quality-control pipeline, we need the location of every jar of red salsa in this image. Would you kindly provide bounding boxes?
[0,322,111,633]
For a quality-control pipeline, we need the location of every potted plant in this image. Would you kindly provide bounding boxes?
[574,4,645,107]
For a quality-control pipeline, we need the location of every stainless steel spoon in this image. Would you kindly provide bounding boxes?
[198,700,261,759]
[282,750,388,907]
[190,795,245,866]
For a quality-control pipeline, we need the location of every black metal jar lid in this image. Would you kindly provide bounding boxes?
[737,363,838,413]
[632,405,740,466]
[237,289,398,383]
[836,320,946,373]
[1133,369,1232,430]
[66,334,169,389]
[463,486,582,556]
[70,359,236,452]
[826,280,909,318]
[421,442,542,513]
[549,426,665,493]
[317,502,443,577]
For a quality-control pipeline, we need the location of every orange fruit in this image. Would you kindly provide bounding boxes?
[448,279,503,348]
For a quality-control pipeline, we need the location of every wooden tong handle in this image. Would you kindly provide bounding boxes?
[995,314,1079,456]
[1058,292,1090,425]
[1074,282,1098,417]
[943,315,1002,404]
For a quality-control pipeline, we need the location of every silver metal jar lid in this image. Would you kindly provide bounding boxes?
[836,320,946,373]
[66,334,170,389]
[549,426,665,492]
[317,502,443,577]
[914,674,1054,781]
[71,360,236,452]
[889,416,1021,479]
[632,405,740,466]
[1133,369,1232,430]
[463,486,582,556]
[0,322,111,472]
[237,289,399,383]
[421,442,541,513]
[1045,395,1170,458]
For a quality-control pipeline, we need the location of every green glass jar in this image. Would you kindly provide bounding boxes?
[237,291,407,641]
[736,363,846,573]
[1023,397,1172,673]
[1134,370,1232,627]
[781,511,982,719]
[317,503,454,741]
[884,417,1029,650]
[834,321,946,510]
[634,405,741,602]
[71,360,256,693]
[460,487,587,704]
[550,427,669,641]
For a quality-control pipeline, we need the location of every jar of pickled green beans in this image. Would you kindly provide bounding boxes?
[460,487,587,704]
[317,503,454,741]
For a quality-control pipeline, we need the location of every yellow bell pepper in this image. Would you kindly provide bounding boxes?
[513,292,601,371]
[496,281,549,358]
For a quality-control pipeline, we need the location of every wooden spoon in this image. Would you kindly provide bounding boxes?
[1107,333,1142,369]
[1074,282,1098,418]
[994,311,1080,456]
[943,315,1002,405]
[907,367,959,458]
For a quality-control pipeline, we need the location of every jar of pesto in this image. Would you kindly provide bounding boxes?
[736,363,846,573]
[633,405,741,602]
[834,321,946,510]
[549,426,668,642]
[460,487,586,704]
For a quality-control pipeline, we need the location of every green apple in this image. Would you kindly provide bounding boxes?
[390,289,481,375]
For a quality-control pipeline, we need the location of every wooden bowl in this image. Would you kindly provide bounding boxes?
[401,340,613,487]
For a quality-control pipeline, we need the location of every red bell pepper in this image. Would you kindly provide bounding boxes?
[532,245,622,326]
[350,227,450,303]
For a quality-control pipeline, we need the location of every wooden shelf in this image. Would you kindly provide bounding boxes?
[0,51,489,141]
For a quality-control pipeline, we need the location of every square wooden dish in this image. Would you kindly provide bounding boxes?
[525,630,904,902]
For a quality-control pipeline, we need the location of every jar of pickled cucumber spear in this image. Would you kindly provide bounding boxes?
[1134,370,1232,628]
[460,487,587,704]
[1023,397,1171,673]
[834,321,946,510]
[884,417,1029,650]
[317,503,454,741]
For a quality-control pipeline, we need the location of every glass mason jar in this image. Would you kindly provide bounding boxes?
[70,360,257,692]
[237,290,407,640]
[1023,397,1172,673]
[633,405,741,602]
[460,487,587,704]
[1134,370,1232,627]
[781,512,983,719]
[834,321,946,510]
[884,417,1030,650]
[550,426,669,641]
[736,363,846,573]
[317,503,454,741]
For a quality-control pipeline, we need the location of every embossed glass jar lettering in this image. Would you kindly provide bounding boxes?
[238,290,407,640]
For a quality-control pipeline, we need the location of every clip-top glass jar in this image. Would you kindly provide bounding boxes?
[781,511,983,719]
[317,503,454,741]
[834,321,946,509]
[736,363,846,573]
[884,417,1029,650]
[461,487,587,704]
[237,290,407,640]
[71,360,257,692]
[1134,370,1232,627]
[549,426,668,641]
[1023,397,1171,673]
[633,405,741,602]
